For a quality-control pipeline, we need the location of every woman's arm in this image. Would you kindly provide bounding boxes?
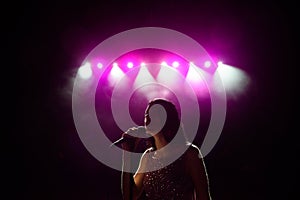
[186,145,212,200]
[121,148,149,200]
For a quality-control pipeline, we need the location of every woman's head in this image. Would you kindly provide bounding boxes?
[144,98,182,143]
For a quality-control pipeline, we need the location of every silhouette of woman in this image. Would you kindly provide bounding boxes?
[121,98,212,200]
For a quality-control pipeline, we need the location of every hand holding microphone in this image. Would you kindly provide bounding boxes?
[111,126,147,151]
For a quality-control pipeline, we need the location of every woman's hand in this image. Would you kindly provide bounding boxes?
[121,127,143,151]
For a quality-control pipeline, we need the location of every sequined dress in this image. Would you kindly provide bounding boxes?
[142,150,195,200]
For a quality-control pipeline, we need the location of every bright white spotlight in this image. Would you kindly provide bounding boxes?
[161,61,168,66]
[172,61,179,68]
[204,60,211,68]
[127,62,133,68]
[213,63,251,98]
[108,62,125,86]
[133,64,156,90]
[113,62,118,67]
[186,63,201,82]
[157,65,178,85]
[140,62,146,67]
[97,62,103,69]
[186,62,210,97]
[189,61,195,66]
[78,62,92,79]
[110,63,124,78]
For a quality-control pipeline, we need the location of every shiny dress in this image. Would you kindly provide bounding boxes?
[142,150,195,200]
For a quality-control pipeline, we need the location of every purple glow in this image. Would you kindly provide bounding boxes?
[96,48,215,99]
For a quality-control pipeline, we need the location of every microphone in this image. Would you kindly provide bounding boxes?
[111,137,126,146]
[110,126,147,147]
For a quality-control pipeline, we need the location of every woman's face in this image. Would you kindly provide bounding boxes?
[144,104,167,136]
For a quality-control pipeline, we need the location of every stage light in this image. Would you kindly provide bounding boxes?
[110,63,124,78]
[189,61,195,66]
[204,60,211,68]
[213,62,250,98]
[161,61,168,66]
[186,63,201,82]
[133,64,156,90]
[108,62,125,86]
[157,63,180,87]
[140,62,146,67]
[172,61,179,68]
[185,62,211,97]
[97,62,103,69]
[78,62,92,79]
[113,62,119,68]
[127,62,133,68]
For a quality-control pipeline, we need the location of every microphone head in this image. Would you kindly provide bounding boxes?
[130,126,148,138]
[110,137,125,146]
[110,126,148,147]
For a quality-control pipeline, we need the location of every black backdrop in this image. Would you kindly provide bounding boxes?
[7,0,297,199]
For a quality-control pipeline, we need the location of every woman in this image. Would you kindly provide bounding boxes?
[121,98,212,200]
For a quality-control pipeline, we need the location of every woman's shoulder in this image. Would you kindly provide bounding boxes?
[185,143,204,159]
[144,147,155,153]
[141,147,155,159]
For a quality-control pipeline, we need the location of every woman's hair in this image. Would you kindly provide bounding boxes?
[146,98,188,147]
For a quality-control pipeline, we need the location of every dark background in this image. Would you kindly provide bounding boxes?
[7,0,297,199]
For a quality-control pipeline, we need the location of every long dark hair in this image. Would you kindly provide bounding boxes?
[146,98,188,149]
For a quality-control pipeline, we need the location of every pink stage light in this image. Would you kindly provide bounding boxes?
[97,62,103,69]
[204,60,211,68]
[172,61,179,68]
[127,62,134,68]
